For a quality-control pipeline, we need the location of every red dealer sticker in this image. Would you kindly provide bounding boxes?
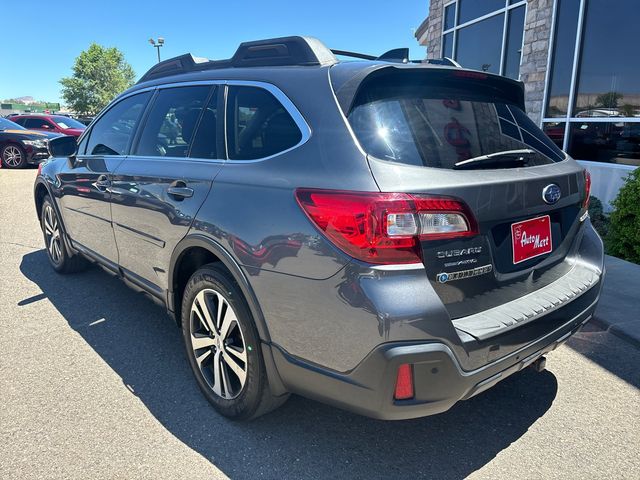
[511,215,553,264]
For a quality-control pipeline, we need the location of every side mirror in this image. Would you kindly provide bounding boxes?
[48,135,77,158]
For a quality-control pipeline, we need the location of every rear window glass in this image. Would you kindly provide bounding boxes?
[348,82,565,169]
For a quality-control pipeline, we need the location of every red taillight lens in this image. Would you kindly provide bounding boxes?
[582,170,591,210]
[295,189,478,265]
[37,163,43,175]
[394,364,414,400]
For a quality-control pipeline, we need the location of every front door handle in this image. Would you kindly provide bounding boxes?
[167,181,194,199]
[93,175,111,191]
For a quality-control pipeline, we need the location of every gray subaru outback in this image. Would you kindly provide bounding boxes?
[35,36,604,420]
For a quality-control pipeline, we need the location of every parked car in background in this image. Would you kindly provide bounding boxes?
[0,117,60,168]
[11,114,86,137]
[34,36,604,421]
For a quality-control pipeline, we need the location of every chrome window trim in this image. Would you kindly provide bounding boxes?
[82,79,311,164]
[75,86,156,151]
[223,80,312,163]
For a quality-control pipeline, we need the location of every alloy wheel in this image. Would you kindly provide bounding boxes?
[3,146,22,167]
[43,204,62,264]
[189,288,248,399]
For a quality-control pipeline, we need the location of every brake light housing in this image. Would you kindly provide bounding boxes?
[295,189,478,265]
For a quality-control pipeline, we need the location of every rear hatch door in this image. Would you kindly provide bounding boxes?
[335,65,588,321]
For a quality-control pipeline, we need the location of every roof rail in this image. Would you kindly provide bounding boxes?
[331,48,410,63]
[137,36,338,84]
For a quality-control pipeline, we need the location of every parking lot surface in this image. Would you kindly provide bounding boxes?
[1,168,639,479]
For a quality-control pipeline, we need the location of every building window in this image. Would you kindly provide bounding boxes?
[441,0,526,79]
[542,0,640,166]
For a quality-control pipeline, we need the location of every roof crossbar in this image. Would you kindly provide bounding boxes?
[138,36,338,84]
[331,48,410,63]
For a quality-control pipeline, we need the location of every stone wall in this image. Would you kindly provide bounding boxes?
[519,0,554,125]
[415,0,555,125]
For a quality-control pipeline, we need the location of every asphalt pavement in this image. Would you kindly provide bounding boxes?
[1,168,639,479]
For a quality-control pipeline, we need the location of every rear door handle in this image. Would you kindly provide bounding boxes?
[93,175,111,191]
[167,181,194,199]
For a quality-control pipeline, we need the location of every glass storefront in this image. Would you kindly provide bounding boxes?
[543,0,640,166]
[440,0,526,79]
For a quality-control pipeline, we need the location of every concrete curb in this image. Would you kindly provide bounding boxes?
[591,255,640,348]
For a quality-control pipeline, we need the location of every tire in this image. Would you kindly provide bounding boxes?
[40,196,89,274]
[181,263,288,420]
[1,144,27,168]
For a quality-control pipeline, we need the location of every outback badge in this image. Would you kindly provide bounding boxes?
[437,264,493,283]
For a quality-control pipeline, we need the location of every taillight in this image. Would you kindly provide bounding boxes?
[37,162,43,175]
[295,189,478,265]
[394,364,414,400]
[582,170,591,210]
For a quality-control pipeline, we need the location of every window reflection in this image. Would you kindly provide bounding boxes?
[573,0,640,118]
[444,3,456,30]
[443,32,453,59]
[545,0,580,118]
[458,0,505,25]
[543,122,566,149]
[455,14,504,74]
[568,122,640,166]
[504,5,525,79]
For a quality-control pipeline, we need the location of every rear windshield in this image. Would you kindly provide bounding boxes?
[347,79,565,169]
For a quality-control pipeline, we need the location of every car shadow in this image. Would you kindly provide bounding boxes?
[20,249,558,479]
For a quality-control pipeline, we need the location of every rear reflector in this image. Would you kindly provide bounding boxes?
[582,170,591,210]
[394,364,414,400]
[295,189,478,264]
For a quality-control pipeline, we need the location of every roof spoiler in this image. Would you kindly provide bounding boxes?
[137,36,338,84]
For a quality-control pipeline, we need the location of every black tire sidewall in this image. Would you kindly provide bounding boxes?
[181,264,265,419]
[2,144,27,168]
[40,197,67,272]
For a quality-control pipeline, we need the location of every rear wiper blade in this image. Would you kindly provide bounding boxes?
[453,149,536,169]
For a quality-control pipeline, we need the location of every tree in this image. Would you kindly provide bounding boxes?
[595,91,623,109]
[60,44,135,115]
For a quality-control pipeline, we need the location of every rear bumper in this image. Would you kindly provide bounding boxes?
[271,280,600,420]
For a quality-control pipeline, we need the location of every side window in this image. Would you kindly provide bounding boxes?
[76,131,89,155]
[226,86,302,160]
[25,118,49,129]
[86,92,151,156]
[13,117,26,126]
[135,85,211,158]
[189,87,219,159]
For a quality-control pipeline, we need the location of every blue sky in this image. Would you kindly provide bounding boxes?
[1,0,429,105]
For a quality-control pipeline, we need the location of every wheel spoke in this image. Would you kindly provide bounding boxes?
[220,360,232,397]
[53,241,61,261]
[212,350,223,397]
[222,350,246,384]
[215,291,225,331]
[191,333,215,350]
[219,305,237,341]
[225,344,246,364]
[195,291,217,333]
[195,348,212,368]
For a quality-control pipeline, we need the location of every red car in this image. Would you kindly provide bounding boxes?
[11,114,86,138]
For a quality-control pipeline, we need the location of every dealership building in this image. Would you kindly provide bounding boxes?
[416,0,639,208]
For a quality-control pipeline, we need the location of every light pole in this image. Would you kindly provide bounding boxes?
[149,37,165,63]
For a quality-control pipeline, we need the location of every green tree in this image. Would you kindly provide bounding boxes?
[595,91,623,109]
[60,44,135,115]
